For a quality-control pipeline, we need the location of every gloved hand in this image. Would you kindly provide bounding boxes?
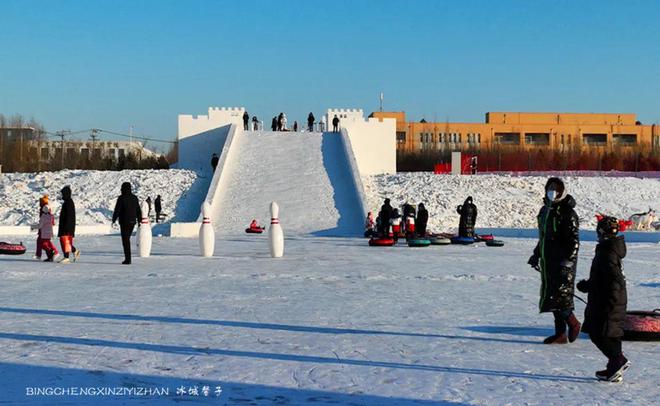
[527,255,539,270]
[577,279,590,293]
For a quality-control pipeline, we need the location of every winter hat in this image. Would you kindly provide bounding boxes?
[121,182,132,195]
[545,177,565,198]
[61,185,72,200]
[418,203,425,210]
[39,195,49,207]
[384,198,390,205]
[597,215,619,240]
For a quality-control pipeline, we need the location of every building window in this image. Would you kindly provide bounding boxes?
[41,147,49,160]
[396,132,406,144]
[613,134,637,145]
[80,148,89,160]
[525,133,550,145]
[477,133,481,143]
[583,134,607,146]
[495,132,521,145]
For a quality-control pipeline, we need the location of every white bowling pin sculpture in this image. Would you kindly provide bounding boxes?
[199,201,215,257]
[138,201,152,257]
[268,201,284,258]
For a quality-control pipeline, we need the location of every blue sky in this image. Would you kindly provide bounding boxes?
[1,0,659,148]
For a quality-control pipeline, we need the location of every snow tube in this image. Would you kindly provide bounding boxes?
[623,309,660,341]
[245,227,264,234]
[486,239,505,247]
[475,234,494,242]
[407,238,431,247]
[0,242,26,255]
[451,236,475,245]
[369,238,395,247]
[430,236,451,245]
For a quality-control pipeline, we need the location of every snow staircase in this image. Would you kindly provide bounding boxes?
[209,130,365,236]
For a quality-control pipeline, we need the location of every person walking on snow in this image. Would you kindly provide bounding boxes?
[154,195,162,223]
[307,112,315,132]
[243,111,250,130]
[416,203,429,237]
[293,121,298,132]
[252,116,259,130]
[456,196,477,239]
[112,182,142,265]
[39,204,59,262]
[332,115,340,133]
[577,215,630,382]
[58,186,79,263]
[34,194,49,260]
[146,196,152,218]
[527,177,581,344]
[211,153,219,172]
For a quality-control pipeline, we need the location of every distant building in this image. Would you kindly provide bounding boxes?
[29,139,158,162]
[369,111,660,153]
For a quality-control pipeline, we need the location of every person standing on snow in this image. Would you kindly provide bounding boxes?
[243,111,250,130]
[112,182,142,265]
[577,216,629,382]
[154,195,162,223]
[378,198,393,238]
[332,114,340,133]
[456,196,477,239]
[319,116,326,132]
[281,113,288,131]
[58,186,79,263]
[271,116,277,131]
[146,196,152,218]
[364,211,376,238]
[211,153,219,172]
[416,203,429,237]
[390,208,402,242]
[252,116,259,130]
[402,201,416,237]
[34,194,49,260]
[307,112,315,132]
[277,113,284,131]
[39,204,59,262]
[528,177,581,344]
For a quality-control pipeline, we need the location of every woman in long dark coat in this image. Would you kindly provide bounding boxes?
[528,177,581,344]
[456,196,477,238]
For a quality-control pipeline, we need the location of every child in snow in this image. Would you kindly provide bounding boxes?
[390,208,402,242]
[34,195,49,260]
[364,212,376,237]
[38,204,59,262]
[577,215,629,382]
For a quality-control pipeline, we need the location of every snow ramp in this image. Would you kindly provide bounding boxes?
[210,131,365,236]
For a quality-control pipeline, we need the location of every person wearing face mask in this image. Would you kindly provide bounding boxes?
[528,177,581,344]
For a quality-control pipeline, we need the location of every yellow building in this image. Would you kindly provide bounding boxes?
[369,111,660,153]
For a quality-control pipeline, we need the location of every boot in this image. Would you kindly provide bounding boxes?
[599,354,630,382]
[567,312,582,343]
[543,315,568,344]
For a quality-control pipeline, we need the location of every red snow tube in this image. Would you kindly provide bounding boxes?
[475,234,494,242]
[369,238,395,247]
[0,242,26,255]
[245,227,265,234]
[623,309,660,341]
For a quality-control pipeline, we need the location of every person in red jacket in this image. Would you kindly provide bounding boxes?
[39,204,59,262]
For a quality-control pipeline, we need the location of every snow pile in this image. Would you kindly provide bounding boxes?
[0,170,198,226]
[363,173,660,232]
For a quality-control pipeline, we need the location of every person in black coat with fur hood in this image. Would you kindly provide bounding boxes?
[528,177,581,344]
[112,182,142,265]
[577,215,629,382]
[457,196,477,238]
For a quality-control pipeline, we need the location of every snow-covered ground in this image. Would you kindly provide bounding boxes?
[363,173,660,232]
[1,235,658,405]
[0,170,200,226]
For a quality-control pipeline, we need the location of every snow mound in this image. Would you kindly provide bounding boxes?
[363,173,660,231]
[0,170,198,226]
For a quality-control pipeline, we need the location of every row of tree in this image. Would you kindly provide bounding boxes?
[398,146,660,172]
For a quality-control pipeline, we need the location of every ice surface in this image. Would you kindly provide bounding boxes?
[1,234,658,404]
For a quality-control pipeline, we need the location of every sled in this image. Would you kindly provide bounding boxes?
[451,236,475,245]
[475,234,494,242]
[245,227,265,234]
[430,236,451,245]
[368,238,395,247]
[0,242,26,256]
[486,239,505,247]
[623,309,660,341]
[407,238,431,247]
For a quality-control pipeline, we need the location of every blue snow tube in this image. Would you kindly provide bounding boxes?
[408,238,431,247]
[451,236,475,245]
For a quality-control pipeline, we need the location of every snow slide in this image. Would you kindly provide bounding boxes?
[209,131,364,236]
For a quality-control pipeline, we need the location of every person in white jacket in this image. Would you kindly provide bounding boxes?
[38,205,59,262]
[281,113,288,131]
